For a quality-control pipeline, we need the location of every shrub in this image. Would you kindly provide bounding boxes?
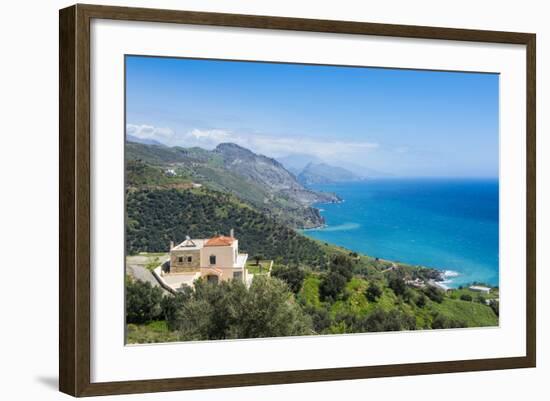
[401,288,415,304]
[302,305,332,333]
[388,277,407,297]
[319,256,354,302]
[415,294,427,308]
[319,271,348,302]
[330,255,354,281]
[460,294,473,302]
[489,299,499,316]
[126,278,163,324]
[160,286,193,329]
[360,309,416,332]
[271,264,306,294]
[365,282,383,302]
[431,313,467,329]
[423,285,444,303]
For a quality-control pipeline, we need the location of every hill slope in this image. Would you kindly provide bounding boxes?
[126,187,329,267]
[126,142,339,228]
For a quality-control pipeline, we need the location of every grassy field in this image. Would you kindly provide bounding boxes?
[428,298,498,327]
[246,260,273,275]
[448,286,499,301]
[126,321,179,344]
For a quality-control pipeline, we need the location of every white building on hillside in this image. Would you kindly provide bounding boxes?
[469,285,492,294]
[159,230,250,290]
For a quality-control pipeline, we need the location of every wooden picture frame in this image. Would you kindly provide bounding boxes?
[59,3,536,397]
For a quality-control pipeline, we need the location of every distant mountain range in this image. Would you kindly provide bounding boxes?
[276,153,323,176]
[277,154,390,184]
[297,162,364,185]
[127,134,166,147]
[126,141,340,228]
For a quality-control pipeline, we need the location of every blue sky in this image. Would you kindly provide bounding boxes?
[126,55,499,178]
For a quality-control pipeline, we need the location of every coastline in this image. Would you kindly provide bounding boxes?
[302,181,499,289]
[304,222,496,289]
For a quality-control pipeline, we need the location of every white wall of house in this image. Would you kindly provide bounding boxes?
[200,267,245,282]
[200,241,239,268]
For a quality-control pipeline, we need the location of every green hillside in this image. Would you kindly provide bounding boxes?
[126,141,336,228]
[127,256,498,343]
[126,187,328,267]
[126,159,193,189]
[297,273,498,334]
[125,142,195,164]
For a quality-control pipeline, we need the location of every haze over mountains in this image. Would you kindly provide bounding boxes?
[297,163,363,185]
[127,134,166,147]
[275,153,389,183]
[127,135,389,187]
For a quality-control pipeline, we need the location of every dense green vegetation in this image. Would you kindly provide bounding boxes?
[126,187,329,266]
[297,274,495,333]
[271,264,306,294]
[126,254,499,343]
[293,256,497,334]
[169,276,311,340]
[127,275,311,343]
[125,277,163,324]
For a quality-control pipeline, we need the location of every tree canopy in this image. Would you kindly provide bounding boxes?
[168,276,312,341]
[125,278,163,324]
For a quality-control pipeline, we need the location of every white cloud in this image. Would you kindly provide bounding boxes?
[175,128,379,160]
[246,134,379,159]
[126,123,379,160]
[126,124,174,140]
[184,128,233,148]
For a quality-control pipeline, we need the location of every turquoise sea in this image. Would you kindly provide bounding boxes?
[303,179,499,287]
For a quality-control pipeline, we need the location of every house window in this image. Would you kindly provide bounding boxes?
[177,257,183,263]
[187,256,192,263]
[233,271,243,280]
[209,255,216,265]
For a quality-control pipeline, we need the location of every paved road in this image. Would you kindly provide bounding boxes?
[126,264,159,287]
[125,254,171,295]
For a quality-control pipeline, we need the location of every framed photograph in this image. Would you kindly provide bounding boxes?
[59,4,536,397]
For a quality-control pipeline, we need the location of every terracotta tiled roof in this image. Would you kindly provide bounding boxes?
[205,235,234,246]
